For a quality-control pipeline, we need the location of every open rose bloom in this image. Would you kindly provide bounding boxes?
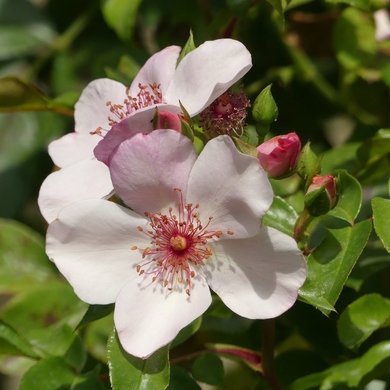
[38,39,252,222]
[46,130,307,359]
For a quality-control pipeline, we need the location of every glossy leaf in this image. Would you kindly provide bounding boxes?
[71,365,105,390]
[372,197,390,253]
[326,0,369,11]
[192,353,224,386]
[300,219,372,315]
[76,304,115,330]
[263,196,298,236]
[0,281,87,334]
[327,170,362,225]
[0,319,39,358]
[338,294,390,351]
[168,366,201,390]
[20,357,75,390]
[0,219,57,293]
[171,316,202,349]
[107,328,170,390]
[27,325,86,371]
[101,0,142,42]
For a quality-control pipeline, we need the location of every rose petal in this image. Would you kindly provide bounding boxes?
[48,132,100,168]
[187,136,273,239]
[46,198,150,304]
[38,159,113,223]
[128,46,181,96]
[75,78,128,135]
[203,226,307,319]
[165,39,252,115]
[109,130,197,214]
[94,104,183,164]
[115,275,211,358]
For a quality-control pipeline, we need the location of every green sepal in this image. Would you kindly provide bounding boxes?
[252,84,278,125]
[176,30,196,66]
[297,141,320,185]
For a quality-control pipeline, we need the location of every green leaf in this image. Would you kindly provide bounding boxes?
[107,328,170,390]
[333,7,376,71]
[298,279,336,313]
[300,219,372,315]
[168,366,201,390]
[192,353,224,386]
[171,316,202,349]
[233,137,258,158]
[338,294,390,351]
[177,30,196,66]
[252,84,278,125]
[320,142,360,175]
[0,76,49,111]
[101,0,143,42]
[0,219,57,293]
[263,196,298,236]
[71,365,105,390]
[326,0,370,11]
[27,325,86,371]
[327,170,362,224]
[0,319,39,358]
[76,304,115,330]
[372,197,390,253]
[0,281,87,335]
[20,357,75,390]
[0,24,54,61]
[296,141,320,186]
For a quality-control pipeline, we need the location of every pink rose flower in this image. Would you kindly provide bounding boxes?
[256,132,301,178]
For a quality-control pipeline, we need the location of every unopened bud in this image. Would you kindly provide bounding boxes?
[305,174,338,217]
[256,132,301,178]
[156,110,182,132]
[252,84,278,125]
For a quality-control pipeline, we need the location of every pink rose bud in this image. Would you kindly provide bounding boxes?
[305,174,338,217]
[256,132,301,177]
[157,110,182,132]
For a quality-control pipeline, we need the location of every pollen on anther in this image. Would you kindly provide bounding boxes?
[138,227,143,231]
[228,230,234,235]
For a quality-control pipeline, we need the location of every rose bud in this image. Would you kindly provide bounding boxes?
[256,132,301,178]
[156,110,182,132]
[304,174,338,217]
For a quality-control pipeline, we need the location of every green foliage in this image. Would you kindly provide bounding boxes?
[107,329,170,390]
[372,197,390,253]
[192,353,224,386]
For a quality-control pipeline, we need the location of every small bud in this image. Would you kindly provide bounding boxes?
[157,110,182,132]
[304,174,338,217]
[256,132,301,178]
[252,84,278,125]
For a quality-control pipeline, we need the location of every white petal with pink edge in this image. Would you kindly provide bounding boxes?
[204,226,307,319]
[165,39,252,116]
[38,159,113,223]
[48,132,100,168]
[128,46,181,96]
[187,136,273,239]
[75,78,128,135]
[46,198,151,304]
[114,274,211,359]
[109,130,197,215]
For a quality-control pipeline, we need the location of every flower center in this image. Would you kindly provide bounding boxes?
[132,188,233,295]
[90,82,164,136]
[199,88,250,139]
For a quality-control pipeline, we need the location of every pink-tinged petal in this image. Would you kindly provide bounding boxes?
[38,159,113,223]
[75,78,128,135]
[203,227,307,319]
[109,130,197,214]
[187,136,273,239]
[165,39,252,116]
[128,46,181,96]
[114,275,211,358]
[49,132,100,168]
[46,198,150,304]
[94,104,183,164]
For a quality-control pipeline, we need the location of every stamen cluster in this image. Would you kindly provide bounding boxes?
[133,189,228,295]
[90,83,163,136]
